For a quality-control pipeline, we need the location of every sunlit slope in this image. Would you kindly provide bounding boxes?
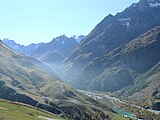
[0,41,110,120]
[0,99,64,120]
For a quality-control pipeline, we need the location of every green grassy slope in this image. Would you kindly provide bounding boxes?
[0,99,64,120]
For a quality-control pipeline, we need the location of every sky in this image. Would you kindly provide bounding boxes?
[0,0,139,45]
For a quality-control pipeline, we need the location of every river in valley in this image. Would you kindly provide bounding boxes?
[79,90,160,119]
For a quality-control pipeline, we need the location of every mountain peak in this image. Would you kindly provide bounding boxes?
[138,0,160,8]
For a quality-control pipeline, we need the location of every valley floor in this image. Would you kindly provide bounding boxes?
[79,90,160,120]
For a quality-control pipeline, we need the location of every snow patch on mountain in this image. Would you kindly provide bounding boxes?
[118,18,130,28]
[149,2,160,7]
[71,35,85,43]
[123,22,130,28]
[147,0,157,3]
[147,0,160,7]
[118,18,130,22]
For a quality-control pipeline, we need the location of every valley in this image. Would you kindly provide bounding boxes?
[79,90,160,119]
[1,0,160,119]
[0,41,110,119]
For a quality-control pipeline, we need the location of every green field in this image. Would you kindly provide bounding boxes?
[0,99,64,120]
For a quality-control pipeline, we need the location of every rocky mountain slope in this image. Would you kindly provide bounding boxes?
[117,60,160,110]
[0,41,110,119]
[61,0,160,83]
[70,26,160,92]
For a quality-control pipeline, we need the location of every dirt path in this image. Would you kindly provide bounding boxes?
[38,116,59,120]
[0,107,8,110]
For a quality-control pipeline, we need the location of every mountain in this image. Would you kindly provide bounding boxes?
[70,26,160,92]
[2,38,43,56]
[62,0,160,83]
[3,35,85,79]
[31,35,79,64]
[3,35,85,67]
[73,35,85,43]
[0,40,110,119]
[116,61,160,111]
[117,60,160,110]
[2,38,25,53]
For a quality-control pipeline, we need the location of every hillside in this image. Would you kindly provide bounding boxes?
[0,41,111,120]
[61,0,160,82]
[0,99,64,120]
[117,61,160,110]
[70,26,160,92]
[2,0,160,119]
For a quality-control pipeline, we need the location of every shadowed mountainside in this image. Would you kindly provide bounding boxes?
[71,26,160,92]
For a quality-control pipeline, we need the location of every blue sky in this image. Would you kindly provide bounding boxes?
[0,0,139,45]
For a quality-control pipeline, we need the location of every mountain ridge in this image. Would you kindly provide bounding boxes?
[59,0,160,86]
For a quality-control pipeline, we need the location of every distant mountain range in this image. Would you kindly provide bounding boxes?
[3,35,85,76]
[3,35,85,64]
